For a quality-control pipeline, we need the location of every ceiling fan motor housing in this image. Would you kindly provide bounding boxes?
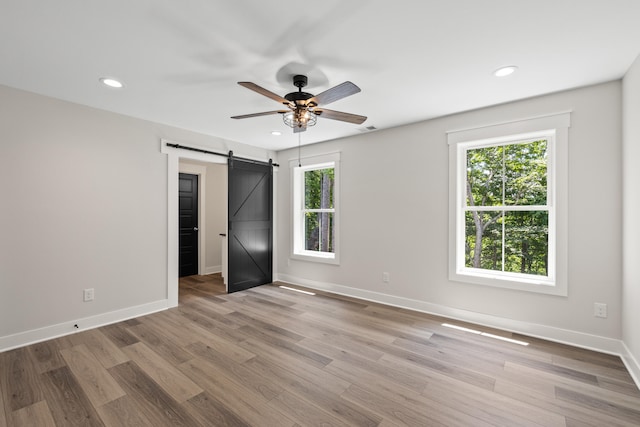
[285,75,313,105]
[285,91,313,103]
[293,74,308,88]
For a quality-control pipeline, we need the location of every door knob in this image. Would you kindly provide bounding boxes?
[193,227,199,231]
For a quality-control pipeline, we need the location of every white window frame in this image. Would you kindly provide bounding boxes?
[448,112,570,296]
[290,152,340,264]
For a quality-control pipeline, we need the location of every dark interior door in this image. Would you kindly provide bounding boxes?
[179,173,198,277]
[227,159,273,293]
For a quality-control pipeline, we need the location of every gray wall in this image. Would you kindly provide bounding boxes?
[276,81,623,351]
[0,84,269,349]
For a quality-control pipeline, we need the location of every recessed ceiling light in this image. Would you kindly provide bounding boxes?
[271,131,282,136]
[99,77,124,88]
[494,66,518,77]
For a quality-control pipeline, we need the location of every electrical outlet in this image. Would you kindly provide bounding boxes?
[594,303,607,318]
[382,272,390,283]
[83,288,94,302]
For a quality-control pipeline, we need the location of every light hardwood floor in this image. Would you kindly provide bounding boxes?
[1,274,639,426]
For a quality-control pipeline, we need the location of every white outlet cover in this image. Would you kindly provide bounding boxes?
[594,303,607,318]
[83,288,94,302]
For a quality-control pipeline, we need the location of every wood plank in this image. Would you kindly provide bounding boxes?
[59,344,125,407]
[380,349,497,392]
[68,329,129,369]
[327,359,496,427]
[181,322,256,363]
[0,374,6,427]
[186,341,283,401]
[180,294,236,316]
[553,354,636,383]
[598,376,640,398]
[11,400,56,427]
[342,384,448,427]
[494,378,638,427]
[295,327,387,362]
[298,310,397,344]
[121,342,202,403]
[108,361,201,426]
[27,340,66,374]
[220,297,305,329]
[186,392,252,427]
[41,366,105,426]
[422,372,567,427]
[236,324,333,369]
[428,329,554,365]
[325,356,428,394]
[137,311,197,348]
[268,390,353,427]
[95,395,153,426]
[0,348,43,412]
[555,386,640,425]
[504,361,640,408]
[126,322,194,366]
[244,356,381,426]
[245,353,351,397]
[99,322,139,348]
[178,358,296,427]
[226,310,305,343]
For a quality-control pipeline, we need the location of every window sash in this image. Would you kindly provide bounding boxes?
[459,136,554,282]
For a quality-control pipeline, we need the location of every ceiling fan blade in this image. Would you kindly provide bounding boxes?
[308,81,361,106]
[231,110,288,119]
[293,123,307,133]
[238,82,292,106]
[314,108,367,125]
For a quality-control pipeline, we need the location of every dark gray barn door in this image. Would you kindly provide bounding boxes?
[227,158,273,293]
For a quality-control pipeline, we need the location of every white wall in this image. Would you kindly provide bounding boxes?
[0,84,270,350]
[205,163,227,273]
[276,81,623,352]
[622,55,640,381]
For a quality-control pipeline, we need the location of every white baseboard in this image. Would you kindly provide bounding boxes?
[621,341,640,388]
[204,265,222,275]
[0,299,169,353]
[276,274,626,357]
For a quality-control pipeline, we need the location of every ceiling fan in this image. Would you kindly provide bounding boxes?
[231,74,366,133]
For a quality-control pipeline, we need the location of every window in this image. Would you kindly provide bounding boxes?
[291,153,340,264]
[448,113,570,295]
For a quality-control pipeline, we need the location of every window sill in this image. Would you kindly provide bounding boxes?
[291,251,340,265]
[450,270,567,296]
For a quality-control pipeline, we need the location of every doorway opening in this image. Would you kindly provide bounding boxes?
[177,159,228,299]
[164,142,276,307]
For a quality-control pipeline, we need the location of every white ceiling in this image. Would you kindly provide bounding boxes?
[1,1,639,151]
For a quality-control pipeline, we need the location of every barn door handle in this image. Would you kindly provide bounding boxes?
[193,227,199,231]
